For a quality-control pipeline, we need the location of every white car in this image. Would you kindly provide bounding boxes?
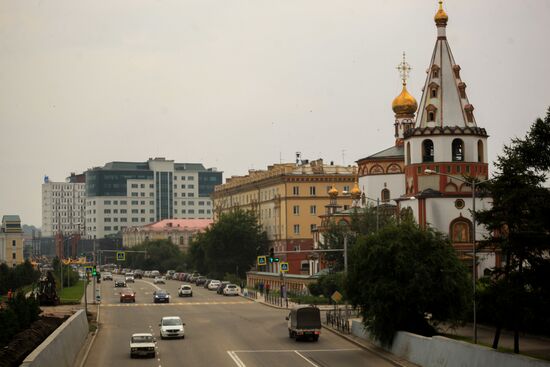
[178,285,193,297]
[208,280,221,290]
[125,275,135,283]
[159,316,185,339]
[130,333,156,358]
[153,276,166,284]
[223,284,240,296]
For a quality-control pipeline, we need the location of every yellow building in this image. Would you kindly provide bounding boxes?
[213,159,355,274]
[0,215,25,266]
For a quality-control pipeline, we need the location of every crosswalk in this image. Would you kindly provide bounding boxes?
[101,301,253,308]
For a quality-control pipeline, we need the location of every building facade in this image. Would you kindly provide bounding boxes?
[85,158,222,239]
[122,219,212,253]
[357,2,495,275]
[213,159,355,275]
[41,173,86,237]
[0,215,24,266]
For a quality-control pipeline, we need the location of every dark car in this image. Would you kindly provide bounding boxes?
[195,276,207,286]
[115,280,127,288]
[203,279,212,289]
[153,290,170,303]
[120,288,136,303]
[216,281,231,294]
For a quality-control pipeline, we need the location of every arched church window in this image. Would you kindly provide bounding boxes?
[428,112,435,122]
[450,219,472,243]
[422,140,434,162]
[381,189,390,203]
[406,142,411,165]
[431,89,437,98]
[452,139,464,161]
[477,140,484,163]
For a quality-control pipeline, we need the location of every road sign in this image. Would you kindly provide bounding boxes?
[280,262,289,272]
[85,266,93,273]
[331,291,343,303]
[257,256,267,266]
[116,251,126,261]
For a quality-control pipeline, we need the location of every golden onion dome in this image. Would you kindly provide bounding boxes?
[328,186,339,198]
[350,182,361,199]
[392,83,418,116]
[434,0,448,26]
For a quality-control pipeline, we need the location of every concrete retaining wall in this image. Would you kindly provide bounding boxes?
[20,309,89,367]
[351,320,550,367]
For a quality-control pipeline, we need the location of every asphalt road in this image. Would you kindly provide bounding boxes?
[84,276,395,367]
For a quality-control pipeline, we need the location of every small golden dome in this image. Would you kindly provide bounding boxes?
[392,83,418,116]
[434,0,448,26]
[328,186,339,198]
[350,182,361,199]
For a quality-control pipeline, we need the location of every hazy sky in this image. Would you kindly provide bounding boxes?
[1,0,549,227]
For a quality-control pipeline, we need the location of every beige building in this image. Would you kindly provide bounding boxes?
[0,215,25,267]
[213,159,355,275]
[122,219,212,253]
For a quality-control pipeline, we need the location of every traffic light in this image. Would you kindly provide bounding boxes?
[92,266,97,277]
[268,248,279,263]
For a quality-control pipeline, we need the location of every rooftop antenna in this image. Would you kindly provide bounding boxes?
[295,152,301,165]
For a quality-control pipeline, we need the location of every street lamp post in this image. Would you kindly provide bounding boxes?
[424,169,489,344]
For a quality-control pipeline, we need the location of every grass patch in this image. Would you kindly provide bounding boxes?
[59,280,86,304]
[289,294,331,305]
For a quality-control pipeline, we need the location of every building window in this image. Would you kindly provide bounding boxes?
[189,209,194,214]
[120,209,127,214]
[141,218,145,222]
[310,205,317,215]
[188,184,194,189]
[477,140,484,163]
[431,89,437,98]
[132,218,138,222]
[450,219,472,243]
[120,200,127,205]
[381,189,390,203]
[132,209,138,214]
[105,218,111,222]
[12,253,16,259]
[310,224,317,232]
[104,209,111,214]
[422,139,434,162]
[309,186,316,196]
[292,186,299,195]
[131,192,138,197]
[452,139,464,161]
[428,111,435,122]
[293,205,300,215]
[293,224,300,234]
[131,184,138,188]
[140,184,145,188]
[104,200,111,205]
[188,176,194,180]
[406,142,411,165]
[104,226,112,231]
[12,240,16,246]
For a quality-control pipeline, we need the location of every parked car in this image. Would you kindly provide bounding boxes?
[130,333,156,358]
[178,285,193,297]
[208,280,221,290]
[223,284,240,296]
[153,290,170,303]
[154,276,166,284]
[120,288,136,303]
[195,276,207,286]
[216,281,231,294]
[125,275,135,283]
[203,279,212,288]
[102,272,113,281]
[115,280,127,288]
[134,270,143,279]
[150,270,160,278]
[144,271,151,278]
[159,316,185,339]
[286,305,321,341]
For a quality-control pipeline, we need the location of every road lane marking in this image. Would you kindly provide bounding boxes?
[294,351,320,367]
[227,351,246,367]
[100,301,253,307]
[232,348,360,353]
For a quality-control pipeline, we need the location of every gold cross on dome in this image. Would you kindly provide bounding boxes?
[396,52,412,85]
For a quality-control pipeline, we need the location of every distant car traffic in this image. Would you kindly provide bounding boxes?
[120,288,136,303]
[115,280,127,288]
[153,290,170,303]
[223,284,240,296]
[130,333,156,358]
[159,316,185,339]
[125,275,135,283]
[178,285,193,297]
[102,272,113,281]
[208,280,221,290]
[153,276,165,284]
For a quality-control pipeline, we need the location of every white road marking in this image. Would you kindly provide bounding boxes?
[232,348,360,353]
[227,351,246,367]
[100,301,252,307]
[294,351,320,367]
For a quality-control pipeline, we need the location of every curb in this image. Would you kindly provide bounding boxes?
[78,292,100,367]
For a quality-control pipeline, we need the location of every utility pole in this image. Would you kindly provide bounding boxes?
[344,235,348,319]
[92,240,97,304]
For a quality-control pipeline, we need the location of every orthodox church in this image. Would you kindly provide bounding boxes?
[356,1,496,276]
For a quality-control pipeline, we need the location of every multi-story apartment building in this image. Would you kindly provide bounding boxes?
[41,173,86,237]
[212,159,355,275]
[0,215,24,266]
[85,158,222,239]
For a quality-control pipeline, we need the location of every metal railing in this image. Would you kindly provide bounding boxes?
[242,289,258,300]
[265,292,289,308]
[325,308,359,334]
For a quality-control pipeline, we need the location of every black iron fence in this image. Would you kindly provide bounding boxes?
[265,292,289,308]
[325,308,359,334]
[243,289,258,300]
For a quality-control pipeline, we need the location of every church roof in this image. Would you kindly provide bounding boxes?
[358,145,404,162]
[416,1,477,129]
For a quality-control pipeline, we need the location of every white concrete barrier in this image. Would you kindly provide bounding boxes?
[20,309,89,367]
[351,320,550,367]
